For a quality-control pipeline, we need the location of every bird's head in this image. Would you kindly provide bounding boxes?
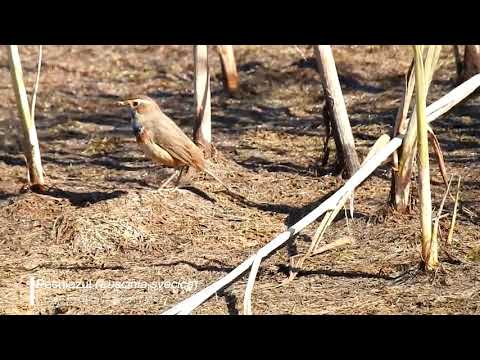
[116,95,158,115]
[117,95,159,136]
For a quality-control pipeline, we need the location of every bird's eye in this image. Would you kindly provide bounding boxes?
[132,101,139,107]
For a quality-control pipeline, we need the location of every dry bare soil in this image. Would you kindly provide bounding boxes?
[0,45,479,315]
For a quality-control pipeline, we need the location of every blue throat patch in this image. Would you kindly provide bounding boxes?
[131,116,143,136]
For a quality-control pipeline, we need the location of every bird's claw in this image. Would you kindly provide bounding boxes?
[157,182,189,193]
[157,186,178,193]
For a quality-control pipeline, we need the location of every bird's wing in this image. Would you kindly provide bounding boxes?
[144,111,205,170]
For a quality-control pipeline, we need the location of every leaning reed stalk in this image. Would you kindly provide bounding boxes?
[413,45,436,270]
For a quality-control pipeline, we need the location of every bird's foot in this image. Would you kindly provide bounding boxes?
[156,185,179,193]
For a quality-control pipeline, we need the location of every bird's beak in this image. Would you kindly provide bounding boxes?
[116,100,129,107]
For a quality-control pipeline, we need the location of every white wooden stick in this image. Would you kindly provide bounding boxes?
[162,73,480,315]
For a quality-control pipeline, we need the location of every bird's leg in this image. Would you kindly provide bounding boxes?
[158,169,179,191]
[176,168,183,186]
[175,166,195,188]
[174,166,186,187]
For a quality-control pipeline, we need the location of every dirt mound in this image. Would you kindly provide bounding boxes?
[52,197,155,255]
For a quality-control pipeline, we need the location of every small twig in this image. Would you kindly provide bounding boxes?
[31,45,43,124]
[433,213,450,222]
[427,125,448,187]
[462,206,476,219]
[311,236,355,256]
[432,175,454,244]
[447,176,462,245]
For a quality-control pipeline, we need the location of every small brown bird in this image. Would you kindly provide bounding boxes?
[117,95,230,191]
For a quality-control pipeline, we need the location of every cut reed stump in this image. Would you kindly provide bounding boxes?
[7,45,45,191]
[314,45,360,178]
[193,45,213,158]
[216,45,239,95]
[462,45,480,82]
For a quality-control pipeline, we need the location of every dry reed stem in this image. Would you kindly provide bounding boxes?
[314,45,361,178]
[414,45,436,270]
[393,60,416,137]
[391,60,415,189]
[395,46,442,211]
[7,45,45,187]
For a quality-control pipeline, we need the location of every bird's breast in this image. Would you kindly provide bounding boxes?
[135,128,151,144]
